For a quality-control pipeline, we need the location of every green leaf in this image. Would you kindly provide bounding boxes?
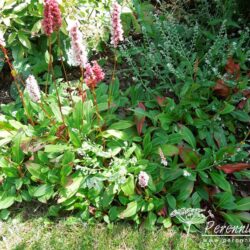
[11,132,24,164]
[166,194,176,209]
[31,20,42,34]
[50,102,63,122]
[103,130,128,140]
[167,133,183,144]
[13,2,29,12]
[62,151,75,165]
[33,184,53,197]
[109,206,119,221]
[0,196,15,210]
[144,212,157,230]
[161,144,179,156]
[101,184,115,208]
[44,144,70,153]
[58,176,84,203]
[48,205,60,217]
[210,172,231,192]
[109,120,134,130]
[7,32,16,44]
[45,50,51,64]
[234,212,250,223]
[161,169,183,182]
[121,175,135,196]
[72,101,84,130]
[68,128,81,148]
[180,126,196,148]
[196,158,212,170]
[215,192,236,210]
[231,111,250,122]
[236,197,250,211]
[219,102,235,115]
[221,212,242,226]
[163,218,172,228]
[0,209,10,220]
[18,31,31,49]
[25,162,43,179]
[119,201,138,219]
[177,180,194,201]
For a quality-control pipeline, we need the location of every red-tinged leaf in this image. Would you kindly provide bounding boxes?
[56,124,67,139]
[89,206,96,215]
[218,163,250,174]
[238,100,247,109]
[238,90,250,109]
[156,96,166,106]
[243,89,250,97]
[135,102,146,136]
[205,186,220,197]
[213,79,230,98]
[225,58,240,80]
[157,207,167,217]
[178,146,200,168]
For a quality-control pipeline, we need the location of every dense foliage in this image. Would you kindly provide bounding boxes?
[0,0,249,231]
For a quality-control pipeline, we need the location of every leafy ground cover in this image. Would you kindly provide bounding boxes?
[0,0,249,245]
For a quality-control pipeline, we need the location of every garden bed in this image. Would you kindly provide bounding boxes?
[0,1,249,247]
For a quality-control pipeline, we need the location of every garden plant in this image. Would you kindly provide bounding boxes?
[0,0,249,245]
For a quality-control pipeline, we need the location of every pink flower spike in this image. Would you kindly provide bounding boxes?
[84,61,105,89]
[111,2,124,48]
[68,21,88,68]
[138,171,149,188]
[25,75,41,102]
[42,0,62,36]
[92,61,105,83]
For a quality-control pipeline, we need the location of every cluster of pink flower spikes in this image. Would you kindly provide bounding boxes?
[40,1,124,89]
[42,0,62,36]
[84,61,105,89]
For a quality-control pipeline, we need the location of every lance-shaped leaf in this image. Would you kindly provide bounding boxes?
[135,102,146,136]
[218,163,250,174]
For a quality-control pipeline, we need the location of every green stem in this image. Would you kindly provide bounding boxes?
[56,32,74,105]
[45,36,53,95]
[108,49,117,109]
[47,36,66,127]
[92,87,102,131]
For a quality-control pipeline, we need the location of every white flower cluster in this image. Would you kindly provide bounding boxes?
[159,148,168,166]
[183,169,191,177]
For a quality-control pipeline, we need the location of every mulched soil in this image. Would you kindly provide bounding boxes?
[0,88,12,104]
[0,64,13,104]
